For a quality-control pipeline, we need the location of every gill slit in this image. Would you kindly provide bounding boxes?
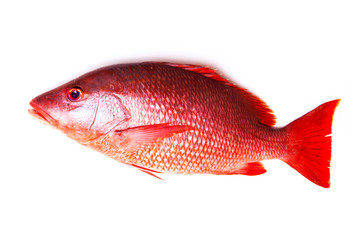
[88,99,99,131]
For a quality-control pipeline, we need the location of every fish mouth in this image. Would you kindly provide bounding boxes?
[29,101,57,126]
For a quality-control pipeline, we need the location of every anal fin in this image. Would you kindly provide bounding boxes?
[218,162,267,176]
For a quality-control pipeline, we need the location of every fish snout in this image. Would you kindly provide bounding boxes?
[29,96,57,126]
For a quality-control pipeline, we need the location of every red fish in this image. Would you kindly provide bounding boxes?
[29,62,340,187]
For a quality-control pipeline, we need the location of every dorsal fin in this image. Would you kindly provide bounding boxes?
[164,63,276,126]
[165,63,226,82]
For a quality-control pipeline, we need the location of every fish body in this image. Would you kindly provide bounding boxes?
[29,62,340,187]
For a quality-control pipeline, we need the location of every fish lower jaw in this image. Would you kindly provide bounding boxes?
[28,107,58,128]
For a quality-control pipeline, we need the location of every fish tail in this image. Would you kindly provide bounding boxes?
[283,99,340,188]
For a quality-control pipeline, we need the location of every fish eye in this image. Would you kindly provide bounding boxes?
[67,87,83,101]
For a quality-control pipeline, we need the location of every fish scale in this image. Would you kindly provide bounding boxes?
[29,62,340,187]
[124,97,279,174]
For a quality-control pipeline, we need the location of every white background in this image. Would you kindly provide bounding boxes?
[0,1,358,239]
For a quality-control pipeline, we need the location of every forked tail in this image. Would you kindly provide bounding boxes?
[283,99,340,188]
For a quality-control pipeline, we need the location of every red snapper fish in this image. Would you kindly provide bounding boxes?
[29,62,340,187]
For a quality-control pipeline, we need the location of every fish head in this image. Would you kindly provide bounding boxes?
[29,68,131,144]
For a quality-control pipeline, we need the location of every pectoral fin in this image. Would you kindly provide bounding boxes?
[114,123,194,148]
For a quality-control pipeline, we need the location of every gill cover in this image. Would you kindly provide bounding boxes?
[89,93,131,138]
[56,92,130,143]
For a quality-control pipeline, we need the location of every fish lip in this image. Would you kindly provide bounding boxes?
[29,100,58,126]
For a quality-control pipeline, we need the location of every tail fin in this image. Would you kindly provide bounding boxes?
[283,99,340,188]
